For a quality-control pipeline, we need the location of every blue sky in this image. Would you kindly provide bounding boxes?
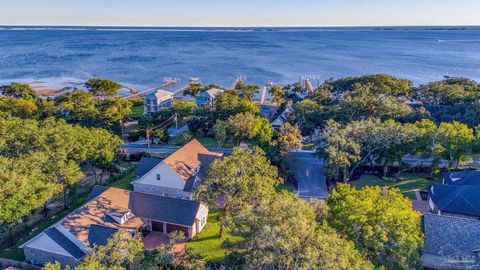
[1,0,479,26]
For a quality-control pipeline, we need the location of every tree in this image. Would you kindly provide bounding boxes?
[293,99,323,136]
[414,77,480,105]
[84,128,123,184]
[0,82,37,99]
[200,147,283,237]
[317,119,419,181]
[275,123,302,155]
[213,119,228,148]
[0,97,38,118]
[0,155,59,243]
[96,97,133,137]
[75,230,144,270]
[183,82,203,97]
[222,112,273,145]
[55,90,98,124]
[327,184,423,268]
[85,78,122,97]
[436,121,475,168]
[227,192,374,270]
[214,90,260,120]
[316,120,361,182]
[269,84,286,107]
[234,80,260,101]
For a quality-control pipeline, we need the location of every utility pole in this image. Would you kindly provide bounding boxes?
[175,113,179,144]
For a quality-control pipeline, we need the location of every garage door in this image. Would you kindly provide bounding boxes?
[151,221,165,232]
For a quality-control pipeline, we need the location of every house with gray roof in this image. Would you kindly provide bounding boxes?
[423,214,480,270]
[20,187,208,268]
[144,89,174,114]
[428,183,480,219]
[442,170,480,186]
[196,88,224,106]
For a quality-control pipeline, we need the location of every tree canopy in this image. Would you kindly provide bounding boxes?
[200,147,282,237]
[227,192,374,270]
[85,78,122,97]
[327,184,423,268]
[0,82,37,100]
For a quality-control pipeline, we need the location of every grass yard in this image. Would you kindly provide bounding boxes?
[102,170,136,191]
[129,104,144,119]
[194,136,234,149]
[186,211,242,265]
[350,173,440,199]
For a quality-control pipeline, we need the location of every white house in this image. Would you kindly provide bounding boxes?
[144,89,174,114]
[196,88,224,106]
[132,139,223,199]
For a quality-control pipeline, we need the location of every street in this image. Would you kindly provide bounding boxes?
[289,151,328,200]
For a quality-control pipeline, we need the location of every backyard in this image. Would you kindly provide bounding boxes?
[350,173,441,199]
[186,211,242,265]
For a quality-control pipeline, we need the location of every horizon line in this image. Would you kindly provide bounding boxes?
[1,24,480,28]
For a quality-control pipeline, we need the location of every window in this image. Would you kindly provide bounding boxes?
[200,216,206,227]
[156,174,161,181]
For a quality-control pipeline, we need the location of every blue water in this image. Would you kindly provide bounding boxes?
[0,26,479,89]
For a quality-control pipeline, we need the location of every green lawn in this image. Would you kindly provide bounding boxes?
[194,136,234,148]
[186,211,242,265]
[129,104,144,119]
[102,171,136,191]
[350,173,440,199]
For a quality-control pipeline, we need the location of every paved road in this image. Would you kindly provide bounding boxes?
[288,152,328,200]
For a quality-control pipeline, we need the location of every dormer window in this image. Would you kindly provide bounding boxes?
[156,174,161,181]
[106,209,132,225]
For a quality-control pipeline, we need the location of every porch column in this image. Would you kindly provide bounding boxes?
[163,222,167,233]
[188,227,192,238]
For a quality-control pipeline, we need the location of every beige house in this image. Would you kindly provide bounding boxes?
[132,139,223,199]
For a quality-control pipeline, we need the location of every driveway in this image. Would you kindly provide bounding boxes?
[289,151,328,200]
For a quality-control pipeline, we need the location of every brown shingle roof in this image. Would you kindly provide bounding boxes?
[61,188,144,245]
[163,139,223,181]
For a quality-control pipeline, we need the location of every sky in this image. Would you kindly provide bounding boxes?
[1,0,480,27]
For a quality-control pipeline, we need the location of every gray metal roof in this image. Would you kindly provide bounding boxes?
[45,227,85,260]
[135,157,162,178]
[429,183,480,217]
[85,186,109,202]
[424,214,480,258]
[129,191,201,227]
[88,225,119,247]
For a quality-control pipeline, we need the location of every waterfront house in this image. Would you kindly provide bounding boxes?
[20,186,208,267]
[132,139,223,199]
[144,89,174,114]
[196,88,224,106]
